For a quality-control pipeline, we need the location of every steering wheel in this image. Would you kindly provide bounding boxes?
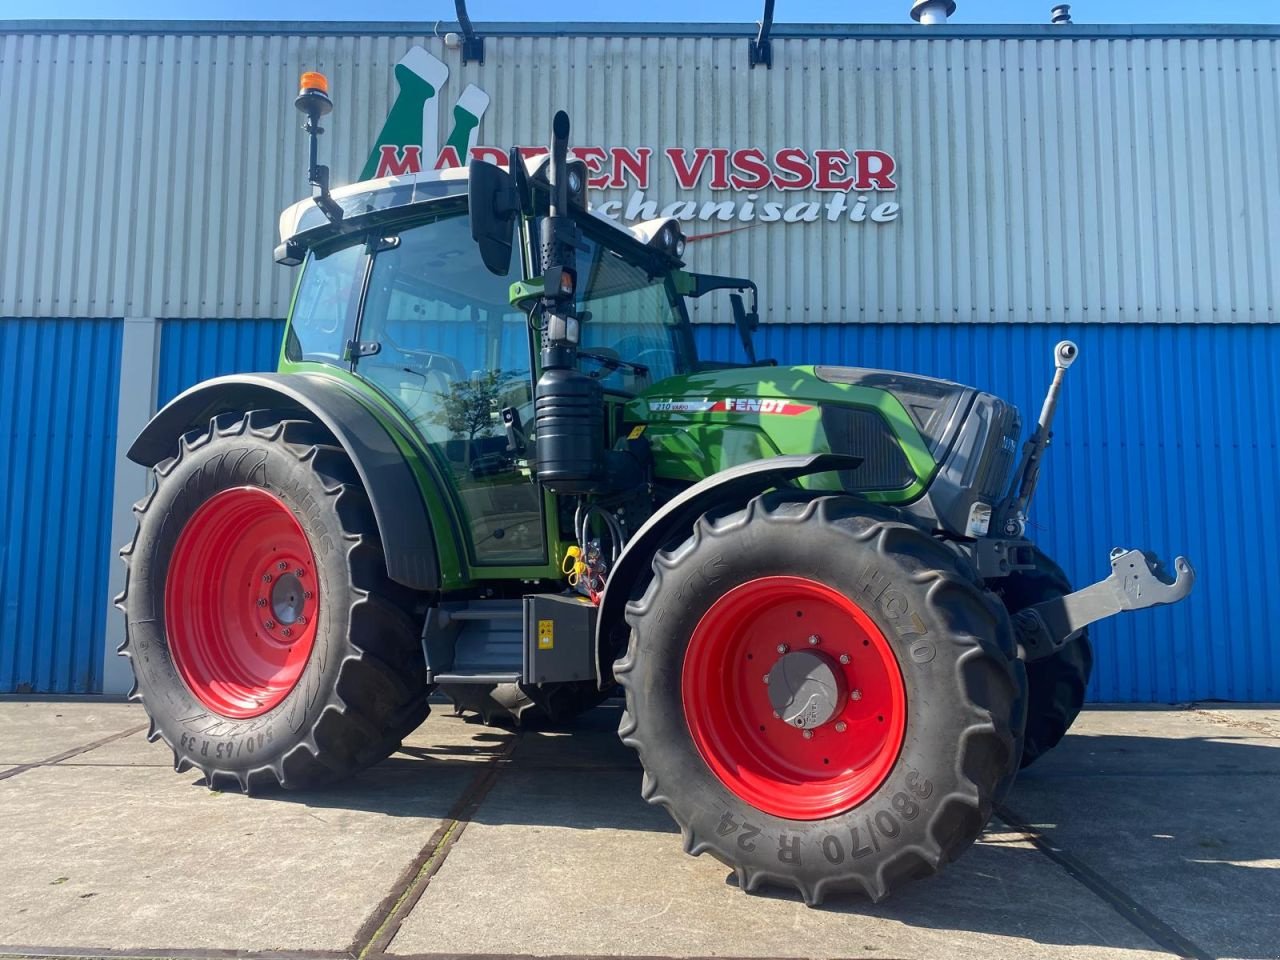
[603,338,675,382]
[394,345,467,382]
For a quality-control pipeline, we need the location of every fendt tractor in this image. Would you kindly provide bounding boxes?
[118,73,1194,904]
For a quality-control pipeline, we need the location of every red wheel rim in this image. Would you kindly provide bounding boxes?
[165,487,320,719]
[682,576,906,820]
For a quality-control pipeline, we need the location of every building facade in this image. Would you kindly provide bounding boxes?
[1,19,1277,700]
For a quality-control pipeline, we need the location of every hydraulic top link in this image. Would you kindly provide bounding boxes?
[998,340,1078,538]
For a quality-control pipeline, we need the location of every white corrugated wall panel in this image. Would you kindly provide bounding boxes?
[1,27,1277,322]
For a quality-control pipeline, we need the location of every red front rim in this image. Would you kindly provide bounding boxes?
[682,576,906,820]
[164,487,320,719]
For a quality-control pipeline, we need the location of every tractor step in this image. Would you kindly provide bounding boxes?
[426,600,524,683]
[1015,547,1195,661]
[421,594,599,685]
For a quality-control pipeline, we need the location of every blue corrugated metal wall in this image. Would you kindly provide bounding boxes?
[156,319,285,407]
[0,318,122,693]
[694,322,1279,703]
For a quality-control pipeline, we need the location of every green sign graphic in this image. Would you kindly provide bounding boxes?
[360,46,490,182]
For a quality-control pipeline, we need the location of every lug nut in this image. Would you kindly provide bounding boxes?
[278,561,288,571]
[256,598,267,607]
[802,729,814,740]
[776,643,789,654]
[808,634,820,646]
[283,627,292,637]
[295,568,305,578]
[850,689,863,701]
[763,674,770,684]
[296,616,307,626]
[264,620,276,629]
[303,591,313,600]
[262,573,272,583]
[839,653,850,664]
[835,721,847,733]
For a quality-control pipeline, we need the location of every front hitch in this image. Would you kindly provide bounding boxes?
[1015,548,1196,661]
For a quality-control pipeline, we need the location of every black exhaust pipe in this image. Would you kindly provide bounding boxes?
[534,112,606,494]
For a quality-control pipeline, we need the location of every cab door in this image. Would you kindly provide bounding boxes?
[353,209,546,567]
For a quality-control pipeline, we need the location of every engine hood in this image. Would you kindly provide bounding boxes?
[624,364,973,503]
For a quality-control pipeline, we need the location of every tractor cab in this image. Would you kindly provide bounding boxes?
[274,152,721,571]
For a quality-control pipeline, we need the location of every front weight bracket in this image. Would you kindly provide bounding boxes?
[1015,548,1196,662]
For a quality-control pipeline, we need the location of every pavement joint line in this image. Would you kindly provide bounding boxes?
[351,734,521,959]
[0,954,874,960]
[383,956,869,960]
[379,954,889,960]
[994,803,1211,960]
[0,950,353,959]
[0,724,149,783]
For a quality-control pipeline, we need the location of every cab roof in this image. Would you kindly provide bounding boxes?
[278,161,675,255]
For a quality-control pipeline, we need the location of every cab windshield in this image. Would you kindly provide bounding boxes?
[569,224,698,394]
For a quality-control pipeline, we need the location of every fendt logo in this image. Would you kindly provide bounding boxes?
[362,46,902,231]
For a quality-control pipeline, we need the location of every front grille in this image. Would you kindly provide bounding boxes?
[967,396,1021,502]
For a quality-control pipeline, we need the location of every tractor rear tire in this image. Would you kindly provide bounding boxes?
[117,410,431,792]
[997,549,1094,768]
[616,494,1023,905]
[440,680,609,727]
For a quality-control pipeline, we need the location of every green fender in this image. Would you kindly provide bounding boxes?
[128,372,440,592]
[594,452,862,687]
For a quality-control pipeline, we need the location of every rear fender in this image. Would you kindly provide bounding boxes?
[128,372,440,591]
[594,453,861,686]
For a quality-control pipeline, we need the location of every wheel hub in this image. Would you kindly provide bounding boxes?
[269,572,306,626]
[766,649,846,729]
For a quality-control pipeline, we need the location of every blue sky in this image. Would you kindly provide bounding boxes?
[4,0,1279,23]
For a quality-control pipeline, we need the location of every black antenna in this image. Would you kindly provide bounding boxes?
[295,73,343,223]
[749,0,774,68]
[454,0,485,64]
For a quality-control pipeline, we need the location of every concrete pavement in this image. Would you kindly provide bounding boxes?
[0,699,1276,960]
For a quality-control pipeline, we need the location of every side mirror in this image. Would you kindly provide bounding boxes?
[469,160,518,275]
[729,292,760,365]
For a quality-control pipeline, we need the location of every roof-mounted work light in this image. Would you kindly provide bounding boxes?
[295,71,343,224]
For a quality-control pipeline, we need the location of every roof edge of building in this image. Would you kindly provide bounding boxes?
[2,19,1279,40]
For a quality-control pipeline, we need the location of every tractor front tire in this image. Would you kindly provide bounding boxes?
[117,410,431,792]
[616,494,1023,905]
[997,549,1094,768]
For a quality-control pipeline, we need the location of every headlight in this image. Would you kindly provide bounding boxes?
[637,217,686,260]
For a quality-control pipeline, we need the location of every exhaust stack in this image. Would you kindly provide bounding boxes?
[910,0,956,24]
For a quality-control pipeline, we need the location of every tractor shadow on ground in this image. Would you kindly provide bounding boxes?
[251,704,1280,959]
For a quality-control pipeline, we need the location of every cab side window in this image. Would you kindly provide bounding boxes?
[286,242,366,363]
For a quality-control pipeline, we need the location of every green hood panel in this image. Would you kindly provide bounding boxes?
[627,365,940,502]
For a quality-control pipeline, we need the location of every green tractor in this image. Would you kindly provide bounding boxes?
[117,77,1194,904]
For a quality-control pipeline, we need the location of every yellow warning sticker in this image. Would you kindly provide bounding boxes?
[537,619,555,650]
[627,424,647,440]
